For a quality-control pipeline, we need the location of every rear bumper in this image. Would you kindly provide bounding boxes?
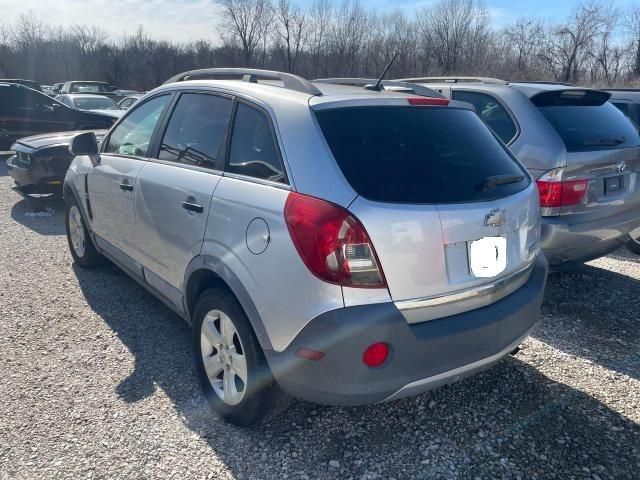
[541,208,640,265]
[266,253,548,406]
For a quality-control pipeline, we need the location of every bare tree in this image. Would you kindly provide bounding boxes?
[272,0,306,72]
[502,18,545,78]
[419,0,490,74]
[541,2,612,83]
[217,0,272,66]
[590,8,629,86]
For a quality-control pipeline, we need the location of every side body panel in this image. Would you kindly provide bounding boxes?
[86,154,146,259]
[133,161,221,305]
[204,176,344,352]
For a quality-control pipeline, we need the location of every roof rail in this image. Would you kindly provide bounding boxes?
[400,76,508,85]
[163,68,322,96]
[313,78,445,98]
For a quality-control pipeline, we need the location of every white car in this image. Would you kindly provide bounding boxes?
[55,94,124,119]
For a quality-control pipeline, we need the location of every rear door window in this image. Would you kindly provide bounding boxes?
[534,90,640,152]
[315,106,529,204]
[227,102,286,183]
[158,93,232,170]
[452,91,518,144]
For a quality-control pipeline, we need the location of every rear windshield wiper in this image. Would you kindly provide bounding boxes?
[476,174,525,191]
[582,137,626,146]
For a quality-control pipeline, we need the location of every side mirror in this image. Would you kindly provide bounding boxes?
[70,131,100,159]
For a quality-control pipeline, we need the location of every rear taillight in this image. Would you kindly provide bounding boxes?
[536,168,588,208]
[284,192,386,288]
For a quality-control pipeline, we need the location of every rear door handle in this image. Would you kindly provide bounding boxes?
[119,182,133,191]
[182,201,203,213]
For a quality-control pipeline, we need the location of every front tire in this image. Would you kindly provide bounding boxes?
[65,195,105,268]
[193,287,288,426]
[627,232,640,255]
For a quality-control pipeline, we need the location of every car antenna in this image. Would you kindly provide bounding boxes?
[366,51,399,92]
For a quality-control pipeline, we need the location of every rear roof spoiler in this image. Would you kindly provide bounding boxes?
[313,78,445,99]
[530,89,611,107]
[400,76,508,85]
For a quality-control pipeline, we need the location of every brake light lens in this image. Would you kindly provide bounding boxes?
[536,169,588,208]
[284,192,386,288]
[363,342,390,367]
[407,97,449,106]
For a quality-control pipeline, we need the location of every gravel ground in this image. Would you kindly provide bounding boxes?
[0,157,639,480]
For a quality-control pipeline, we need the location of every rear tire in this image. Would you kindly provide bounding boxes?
[65,195,105,268]
[193,287,289,426]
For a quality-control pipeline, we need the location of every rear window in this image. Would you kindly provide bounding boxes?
[314,106,529,204]
[534,91,640,152]
[70,83,112,94]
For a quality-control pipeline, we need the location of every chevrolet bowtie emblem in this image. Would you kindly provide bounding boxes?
[484,209,507,227]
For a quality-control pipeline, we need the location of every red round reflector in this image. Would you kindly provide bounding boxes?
[363,342,390,367]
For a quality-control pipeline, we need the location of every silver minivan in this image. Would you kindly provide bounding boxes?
[64,69,547,425]
[402,77,640,266]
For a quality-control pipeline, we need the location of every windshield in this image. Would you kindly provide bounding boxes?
[70,83,112,93]
[315,106,529,204]
[538,101,640,152]
[73,97,120,111]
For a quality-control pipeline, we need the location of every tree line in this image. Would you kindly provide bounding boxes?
[1,0,640,91]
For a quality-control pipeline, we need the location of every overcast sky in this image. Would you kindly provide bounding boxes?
[3,0,638,43]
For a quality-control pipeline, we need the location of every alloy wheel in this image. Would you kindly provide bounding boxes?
[200,309,248,406]
[68,205,86,258]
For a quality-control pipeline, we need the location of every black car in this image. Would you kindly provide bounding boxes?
[0,79,42,92]
[0,83,115,151]
[607,89,640,126]
[7,129,108,195]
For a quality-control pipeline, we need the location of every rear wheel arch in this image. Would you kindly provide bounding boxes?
[184,263,273,351]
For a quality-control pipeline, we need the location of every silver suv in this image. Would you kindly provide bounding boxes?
[401,77,640,266]
[63,69,547,425]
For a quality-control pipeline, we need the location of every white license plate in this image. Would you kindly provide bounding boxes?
[468,236,507,278]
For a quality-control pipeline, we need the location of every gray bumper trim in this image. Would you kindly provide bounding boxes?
[382,327,534,402]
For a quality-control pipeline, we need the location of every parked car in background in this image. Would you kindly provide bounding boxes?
[64,69,547,426]
[112,89,139,97]
[7,129,107,195]
[605,89,640,254]
[51,83,64,96]
[59,81,118,98]
[0,83,116,151]
[42,85,54,96]
[118,94,143,110]
[607,89,640,126]
[55,94,124,119]
[401,77,640,266]
[0,79,42,92]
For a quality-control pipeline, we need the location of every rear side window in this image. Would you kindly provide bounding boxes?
[0,88,60,114]
[158,93,232,170]
[452,91,518,144]
[227,103,285,183]
[105,95,170,156]
[70,83,112,94]
[315,106,529,204]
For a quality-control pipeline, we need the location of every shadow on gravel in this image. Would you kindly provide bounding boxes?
[74,261,640,480]
[0,155,10,176]
[537,257,640,380]
[10,196,65,236]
